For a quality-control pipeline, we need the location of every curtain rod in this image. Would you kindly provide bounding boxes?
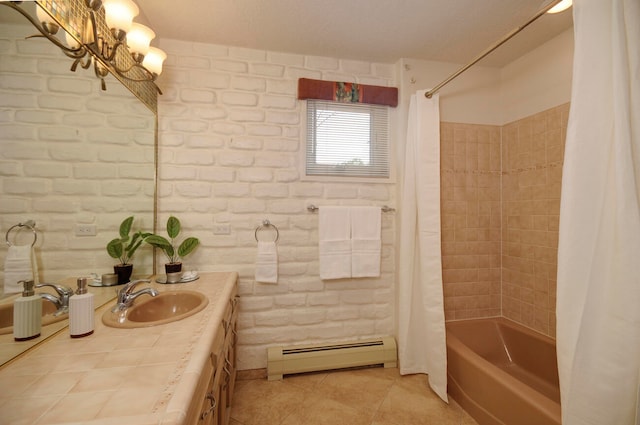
[425,0,564,99]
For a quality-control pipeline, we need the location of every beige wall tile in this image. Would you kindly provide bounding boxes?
[442,103,568,336]
[441,122,502,321]
[500,103,568,336]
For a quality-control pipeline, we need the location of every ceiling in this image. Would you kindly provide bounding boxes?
[135,0,573,67]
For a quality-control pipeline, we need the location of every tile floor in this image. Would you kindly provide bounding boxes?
[230,367,479,425]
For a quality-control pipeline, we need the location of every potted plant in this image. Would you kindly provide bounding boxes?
[106,216,150,285]
[145,216,200,275]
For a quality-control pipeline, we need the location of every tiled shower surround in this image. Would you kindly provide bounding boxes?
[440,122,503,321]
[441,103,569,338]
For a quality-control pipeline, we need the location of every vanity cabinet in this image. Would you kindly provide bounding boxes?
[0,272,239,425]
[189,285,239,425]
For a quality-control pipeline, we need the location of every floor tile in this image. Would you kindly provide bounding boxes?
[230,367,479,425]
[231,378,313,425]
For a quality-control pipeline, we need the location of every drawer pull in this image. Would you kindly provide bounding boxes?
[200,393,217,420]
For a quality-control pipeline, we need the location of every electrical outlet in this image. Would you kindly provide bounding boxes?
[213,224,231,235]
[75,224,97,236]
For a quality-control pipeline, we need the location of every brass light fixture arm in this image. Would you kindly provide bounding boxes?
[2,2,87,59]
[2,0,161,107]
[110,63,163,94]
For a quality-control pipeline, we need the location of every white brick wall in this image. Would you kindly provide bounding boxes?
[0,24,156,282]
[0,21,399,371]
[157,38,398,370]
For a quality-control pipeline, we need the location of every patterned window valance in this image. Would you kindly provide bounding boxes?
[297,78,398,107]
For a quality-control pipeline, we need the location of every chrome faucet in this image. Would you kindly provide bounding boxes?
[36,283,74,316]
[112,279,159,312]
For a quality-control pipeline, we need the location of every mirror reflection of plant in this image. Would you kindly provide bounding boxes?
[145,216,200,265]
[106,216,151,265]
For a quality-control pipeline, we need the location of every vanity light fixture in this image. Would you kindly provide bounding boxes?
[546,0,572,14]
[2,0,165,94]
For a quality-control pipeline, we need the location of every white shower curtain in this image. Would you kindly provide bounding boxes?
[397,90,447,402]
[556,1,640,424]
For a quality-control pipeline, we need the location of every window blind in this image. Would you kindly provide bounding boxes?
[305,100,389,178]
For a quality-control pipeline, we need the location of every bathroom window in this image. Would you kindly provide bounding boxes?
[305,100,389,179]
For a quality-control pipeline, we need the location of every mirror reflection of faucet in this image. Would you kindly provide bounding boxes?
[36,283,73,316]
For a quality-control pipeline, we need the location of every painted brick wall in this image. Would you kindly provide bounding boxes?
[0,24,155,284]
[156,39,398,370]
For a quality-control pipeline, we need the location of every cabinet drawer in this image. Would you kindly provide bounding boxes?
[186,354,214,425]
[187,279,239,425]
[200,361,224,425]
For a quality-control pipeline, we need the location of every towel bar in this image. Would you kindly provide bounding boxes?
[307,204,395,213]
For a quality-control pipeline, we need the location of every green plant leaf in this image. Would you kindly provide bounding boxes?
[145,234,171,248]
[144,216,198,263]
[166,216,180,239]
[165,245,176,262]
[177,237,199,258]
[126,238,144,258]
[145,234,175,262]
[119,216,134,238]
[106,238,123,260]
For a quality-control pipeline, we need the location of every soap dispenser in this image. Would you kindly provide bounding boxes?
[69,277,94,338]
[13,279,42,341]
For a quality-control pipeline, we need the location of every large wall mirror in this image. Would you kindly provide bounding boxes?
[0,2,157,365]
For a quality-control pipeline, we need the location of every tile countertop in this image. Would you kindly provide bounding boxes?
[0,272,239,425]
[0,282,122,369]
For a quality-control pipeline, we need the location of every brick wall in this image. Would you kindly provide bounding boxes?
[0,23,156,283]
[156,39,398,370]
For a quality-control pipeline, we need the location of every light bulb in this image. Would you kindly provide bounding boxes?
[547,0,572,14]
[142,47,166,76]
[36,5,59,35]
[65,30,80,49]
[127,23,155,61]
[103,0,139,35]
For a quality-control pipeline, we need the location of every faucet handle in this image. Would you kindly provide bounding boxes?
[122,279,151,291]
[112,279,155,312]
[118,279,152,301]
[35,283,74,296]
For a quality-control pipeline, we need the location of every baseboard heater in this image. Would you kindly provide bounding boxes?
[267,336,397,381]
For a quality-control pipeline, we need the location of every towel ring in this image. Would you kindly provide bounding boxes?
[255,219,279,243]
[5,220,37,247]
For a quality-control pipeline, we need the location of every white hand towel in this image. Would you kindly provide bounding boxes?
[319,206,351,280]
[351,206,381,278]
[255,241,278,284]
[3,245,39,294]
